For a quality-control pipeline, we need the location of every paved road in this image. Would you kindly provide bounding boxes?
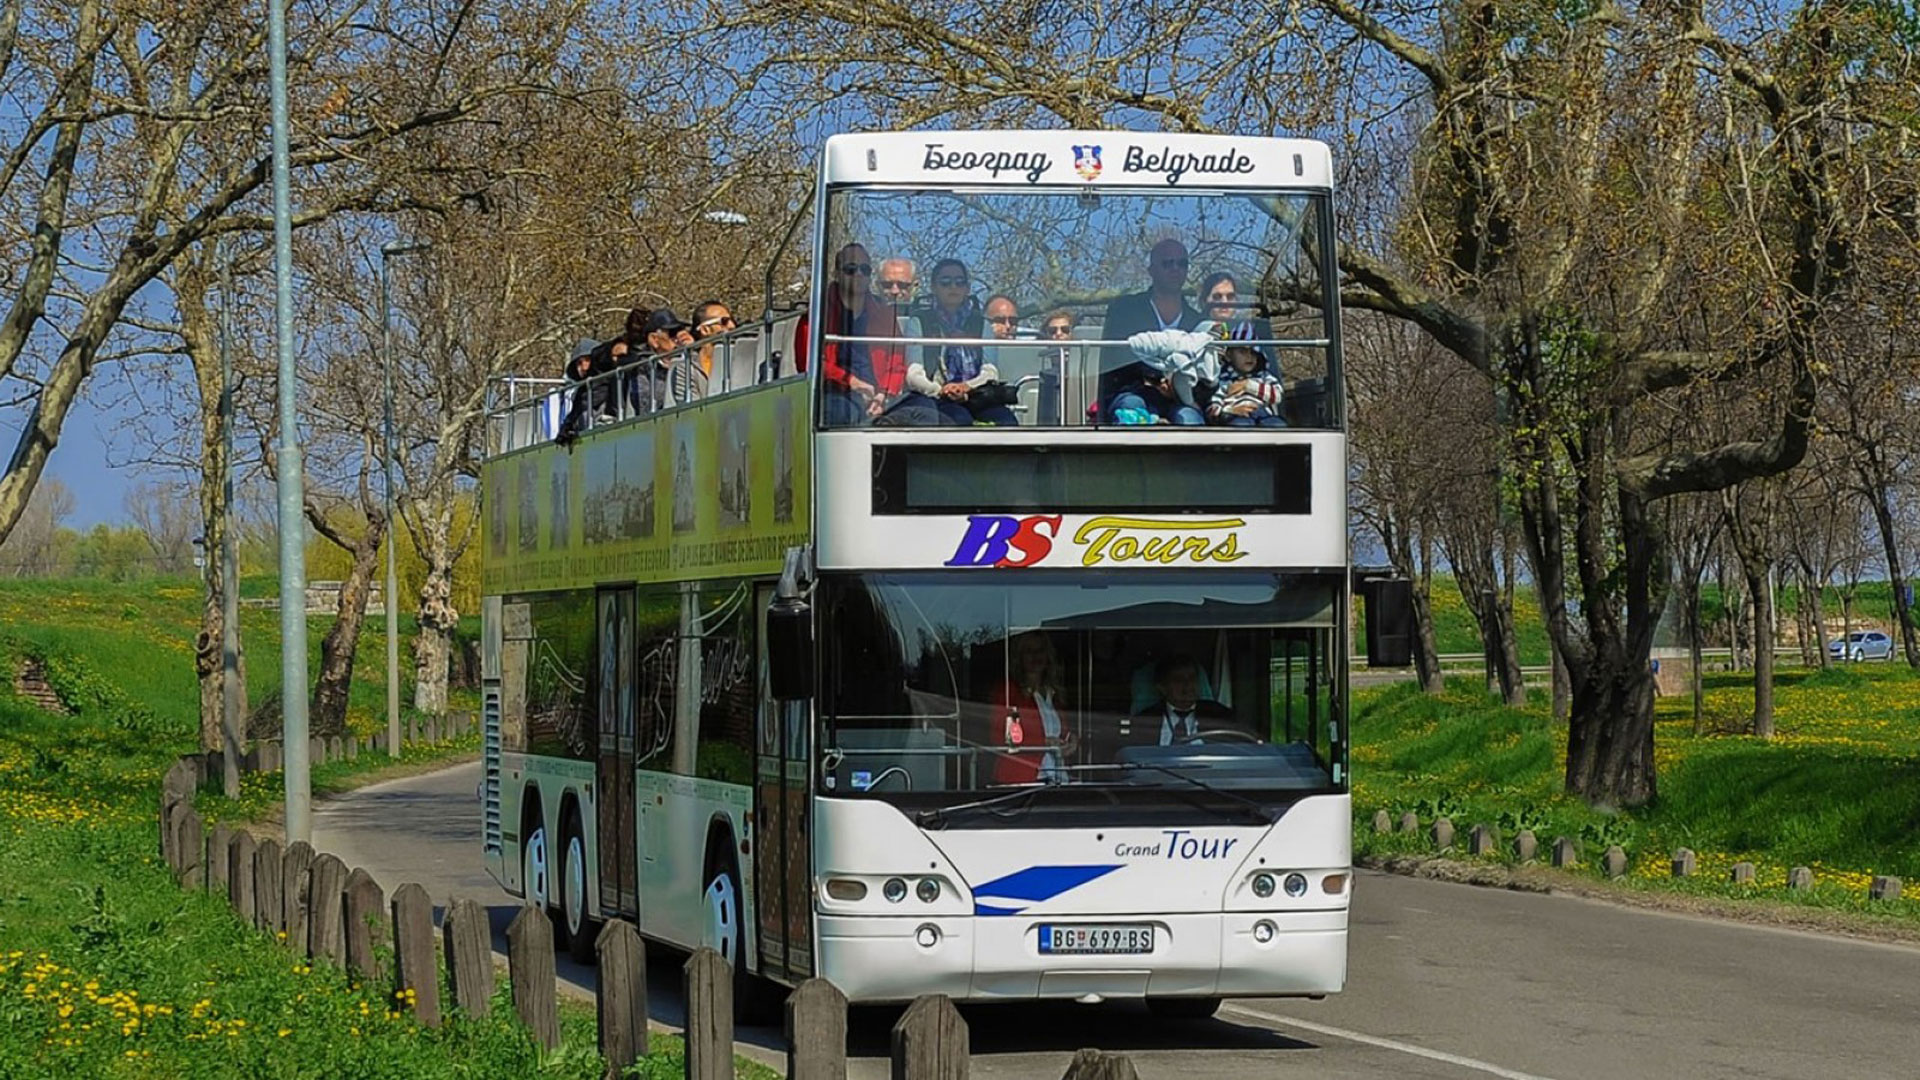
[316,761,1920,1079]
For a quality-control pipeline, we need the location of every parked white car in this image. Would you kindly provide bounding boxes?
[1828,631,1895,662]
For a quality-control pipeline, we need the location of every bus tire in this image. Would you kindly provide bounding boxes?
[703,842,778,1023]
[561,802,598,965]
[521,794,553,918]
[1146,996,1222,1020]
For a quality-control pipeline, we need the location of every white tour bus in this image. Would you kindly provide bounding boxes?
[480,129,1351,1018]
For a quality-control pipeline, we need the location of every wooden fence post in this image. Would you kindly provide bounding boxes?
[283,841,315,950]
[596,919,649,1074]
[346,736,359,761]
[890,994,967,1080]
[307,854,348,964]
[443,897,494,1019]
[343,868,387,983]
[1061,1049,1139,1080]
[684,947,734,1080]
[175,809,205,889]
[311,735,326,767]
[207,823,232,896]
[229,831,257,924]
[254,839,284,934]
[327,735,343,763]
[390,882,442,1027]
[506,904,560,1049]
[786,978,848,1080]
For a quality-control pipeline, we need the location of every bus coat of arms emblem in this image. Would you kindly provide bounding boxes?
[1071,145,1103,181]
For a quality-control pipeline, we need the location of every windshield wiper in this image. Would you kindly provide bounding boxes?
[1107,761,1277,825]
[916,785,1054,830]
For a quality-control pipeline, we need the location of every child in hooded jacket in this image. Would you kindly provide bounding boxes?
[1207,339,1286,427]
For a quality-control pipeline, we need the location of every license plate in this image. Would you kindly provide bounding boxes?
[1037,923,1155,955]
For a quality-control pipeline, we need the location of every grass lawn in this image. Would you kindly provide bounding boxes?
[1352,663,1920,919]
[0,578,772,1078]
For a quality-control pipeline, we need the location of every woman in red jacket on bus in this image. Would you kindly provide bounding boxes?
[991,632,1075,785]
[817,242,945,427]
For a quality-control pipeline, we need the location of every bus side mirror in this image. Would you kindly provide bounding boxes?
[768,595,814,700]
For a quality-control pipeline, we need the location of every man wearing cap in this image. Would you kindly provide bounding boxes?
[640,308,703,408]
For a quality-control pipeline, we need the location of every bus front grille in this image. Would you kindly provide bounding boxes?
[482,682,502,854]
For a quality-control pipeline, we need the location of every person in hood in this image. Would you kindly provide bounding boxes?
[1207,327,1286,427]
[556,336,611,443]
[906,259,1015,426]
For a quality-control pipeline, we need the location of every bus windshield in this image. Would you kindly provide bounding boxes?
[819,571,1347,813]
[817,187,1338,430]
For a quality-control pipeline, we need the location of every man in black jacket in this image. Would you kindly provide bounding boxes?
[1097,237,1203,414]
[1120,654,1236,747]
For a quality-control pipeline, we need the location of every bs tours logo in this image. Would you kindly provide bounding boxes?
[944,514,1247,568]
[1071,145,1103,181]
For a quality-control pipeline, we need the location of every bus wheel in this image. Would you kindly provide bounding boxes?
[1146,997,1222,1020]
[562,804,598,965]
[524,804,571,951]
[703,860,743,968]
[705,852,779,1023]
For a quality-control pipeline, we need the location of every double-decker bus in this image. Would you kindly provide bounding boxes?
[480,130,1350,1016]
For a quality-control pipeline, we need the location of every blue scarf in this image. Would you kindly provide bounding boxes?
[932,297,985,382]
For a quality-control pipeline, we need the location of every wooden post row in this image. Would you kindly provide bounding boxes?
[506,904,560,1049]
[391,882,442,1028]
[685,947,735,1080]
[787,978,849,1080]
[444,897,494,1019]
[891,994,968,1080]
[343,868,387,983]
[307,854,348,965]
[597,919,649,1074]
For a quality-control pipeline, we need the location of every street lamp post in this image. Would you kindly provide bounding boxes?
[268,0,311,844]
[380,241,429,758]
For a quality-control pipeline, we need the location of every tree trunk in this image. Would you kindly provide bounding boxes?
[1411,537,1443,693]
[1683,579,1705,736]
[411,549,457,714]
[178,257,248,754]
[1744,563,1774,738]
[1564,656,1658,808]
[1807,570,1829,670]
[1864,487,1920,669]
[311,513,388,736]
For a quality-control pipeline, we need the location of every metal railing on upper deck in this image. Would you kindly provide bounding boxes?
[484,311,806,458]
[817,330,1338,429]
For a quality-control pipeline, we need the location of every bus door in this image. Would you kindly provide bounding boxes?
[596,587,639,919]
[753,584,814,981]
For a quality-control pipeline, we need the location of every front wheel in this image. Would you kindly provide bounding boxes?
[562,806,599,965]
[1146,996,1222,1020]
[705,853,779,1023]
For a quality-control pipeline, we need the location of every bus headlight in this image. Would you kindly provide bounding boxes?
[1283,873,1309,898]
[916,878,941,903]
[825,878,868,901]
[1251,872,1276,898]
[883,877,908,903]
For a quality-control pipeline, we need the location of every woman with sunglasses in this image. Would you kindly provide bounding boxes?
[905,258,1017,426]
[818,243,944,427]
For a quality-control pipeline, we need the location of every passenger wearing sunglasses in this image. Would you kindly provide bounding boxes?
[819,243,943,427]
[1197,271,1275,369]
[1096,237,1203,419]
[905,259,1017,426]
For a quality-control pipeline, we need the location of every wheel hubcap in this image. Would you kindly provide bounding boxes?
[565,834,587,935]
[705,872,739,964]
[524,825,549,909]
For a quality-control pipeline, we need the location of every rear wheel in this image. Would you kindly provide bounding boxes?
[1146,996,1222,1020]
[523,801,568,950]
[562,805,599,965]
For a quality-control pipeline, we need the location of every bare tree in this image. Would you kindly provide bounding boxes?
[0,478,75,577]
